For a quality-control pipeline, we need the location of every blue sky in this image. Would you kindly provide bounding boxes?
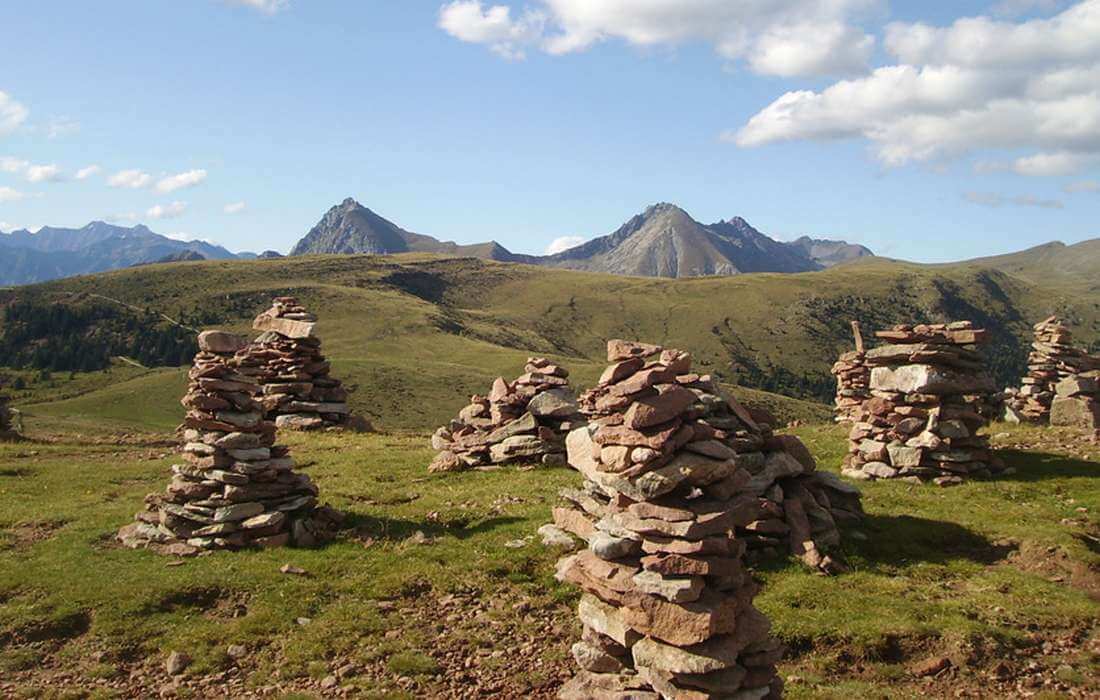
[0,0,1097,261]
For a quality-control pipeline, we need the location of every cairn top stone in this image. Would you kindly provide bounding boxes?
[197,330,247,354]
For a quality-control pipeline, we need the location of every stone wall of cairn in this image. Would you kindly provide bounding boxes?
[235,297,368,431]
[429,358,583,471]
[1005,317,1098,423]
[842,322,1002,485]
[831,321,870,423]
[118,330,335,556]
[551,339,863,578]
[550,340,800,700]
[1051,372,1100,431]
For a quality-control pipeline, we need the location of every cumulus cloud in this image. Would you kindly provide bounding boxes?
[733,1,1100,173]
[1064,179,1100,192]
[545,235,585,254]
[0,156,28,173]
[439,1,545,59]
[146,201,188,220]
[155,168,207,194]
[439,0,878,76]
[0,186,28,202]
[223,201,247,214]
[963,191,1064,208]
[227,0,288,13]
[0,158,66,183]
[108,169,153,189]
[0,91,28,135]
[75,165,101,180]
[25,164,64,183]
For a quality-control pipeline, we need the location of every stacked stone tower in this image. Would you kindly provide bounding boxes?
[831,321,871,423]
[1005,317,1098,423]
[429,357,583,471]
[842,322,1001,485]
[236,297,366,431]
[118,330,330,555]
[553,340,784,699]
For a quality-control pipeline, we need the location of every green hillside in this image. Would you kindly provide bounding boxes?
[4,252,1099,431]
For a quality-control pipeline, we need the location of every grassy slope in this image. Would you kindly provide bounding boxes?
[6,252,1098,432]
[0,425,1096,697]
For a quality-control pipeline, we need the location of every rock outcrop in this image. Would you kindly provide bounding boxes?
[118,330,337,555]
[429,358,583,471]
[1005,317,1098,423]
[842,322,1002,485]
[235,297,369,431]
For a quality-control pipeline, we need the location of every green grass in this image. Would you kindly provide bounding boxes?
[1,423,1097,697]
[5,251,1098,434]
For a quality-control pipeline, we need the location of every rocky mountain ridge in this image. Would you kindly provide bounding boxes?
[290,198,874,277]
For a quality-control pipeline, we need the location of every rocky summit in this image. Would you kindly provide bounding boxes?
[1004,316,1099,424]
[842,322,1004,485]
[117,330,339,555]
[234,297,370,432]
[429,358,584,471]
[287,198,872,279]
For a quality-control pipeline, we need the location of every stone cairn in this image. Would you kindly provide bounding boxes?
[1004,317,1098,423]
[429,358,583,471]
[550,340,796,700]
[842,322,1002,485]
[831,321,870,423]
[118,330,333,556]
[550,339,863,574]
[1051,372,1100,431]
[235,297,367,431]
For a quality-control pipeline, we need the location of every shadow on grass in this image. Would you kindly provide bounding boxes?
[340,511,524,544]
[994,450,1099,482]
[846,514,1017,570]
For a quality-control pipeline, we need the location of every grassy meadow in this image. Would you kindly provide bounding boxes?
[0,253,1098,697]
[0,420,1097,698]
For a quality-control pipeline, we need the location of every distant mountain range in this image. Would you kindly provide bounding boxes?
[290,198,873,276]
[10,197,1098,287]
[0,222,244,285]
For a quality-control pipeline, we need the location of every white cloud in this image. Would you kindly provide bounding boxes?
[25,164,64,183]
[438,1,545,60]
[155,168,207,194]
[106,212,139,224]
[733,1,1100,173]
[1064,179,1100,192]
[0,186,28,202]
[439,0,878,76]
[45,117,80,140]
[0,92,28,135]
[0,156,28,173]
[146,201,188,220]
[545,235,585,254]
[75,165,101,180]
[108,169,153,189]
[227,0,288,13]
[223,200,247,214]
[963,191,1064,208]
